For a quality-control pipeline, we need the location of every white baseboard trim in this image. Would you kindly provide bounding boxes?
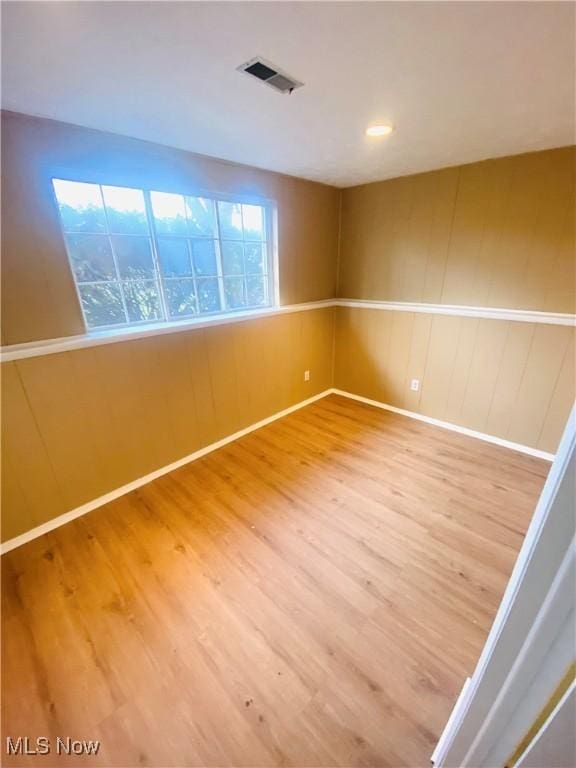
[330,389,555,462]
[0,389,332,556]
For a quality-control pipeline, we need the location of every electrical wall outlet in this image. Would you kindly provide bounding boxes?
[304,370,310,382]
[410,378,420,392]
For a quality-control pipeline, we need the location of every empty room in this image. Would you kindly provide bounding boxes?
[1,2,575,767]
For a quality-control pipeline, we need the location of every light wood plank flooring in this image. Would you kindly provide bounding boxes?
[1,395,549,767]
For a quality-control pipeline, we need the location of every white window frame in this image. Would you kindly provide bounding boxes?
[51,177,279,333]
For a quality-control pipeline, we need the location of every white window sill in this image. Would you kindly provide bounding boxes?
[0,300,335,362]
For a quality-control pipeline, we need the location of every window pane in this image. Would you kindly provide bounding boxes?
[242,204,265,241]
[197,278,221,314]
[53,179,106,233]
[224,276,246,309]
[102,186,148,234]
[191,239,217,275]
[157,238,191,277]
[65,234,115,282]
[244,242,265,274]
[78,283,125,328]
[112,235,155,279]
[221,241,243,275]
[122,280,162,322]
[151,191,187,235]
[164,278,197,318]
[186,197,216,237]
[218,201,243,240]
[246,275,267,307]
[55,180,274,330]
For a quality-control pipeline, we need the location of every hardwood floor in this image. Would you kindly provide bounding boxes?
[1,394,549,767]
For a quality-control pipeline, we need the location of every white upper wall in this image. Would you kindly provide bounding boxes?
[2,1,574,187]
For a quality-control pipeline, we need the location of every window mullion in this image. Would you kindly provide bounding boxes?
[213,201,228,312]
[264,208,275,306]
[100,184,130,324]
[143,190,170,322]
[239,205,249,307]
[187,239,201,315]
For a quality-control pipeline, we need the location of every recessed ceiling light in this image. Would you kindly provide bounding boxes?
[366,124,394,137]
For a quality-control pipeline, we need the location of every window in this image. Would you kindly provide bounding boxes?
[52,179,274,330]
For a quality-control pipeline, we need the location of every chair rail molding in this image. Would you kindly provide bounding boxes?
[2,299,574,363]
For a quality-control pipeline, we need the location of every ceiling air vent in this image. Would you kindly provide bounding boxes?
[237,57,303,94]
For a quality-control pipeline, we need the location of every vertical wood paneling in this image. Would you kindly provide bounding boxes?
[15,353,107,510]
[151,331,201,459]
[1,309,335,542]
[421,169,461,303]
[402,314,433,412]
[441,161,510,306]
[538,343,576,453]
[206,325,242,440]
[334,307,367,397]
[506,325,573,447]
[269,313,301,411]
[233,317,275,427]
[339,146,576,313]
[186,329,219,447]
[467,160,515,307]
[66,346,136,492]
[484,324,536,440]
[483,155,542,310]
[130,337,184,467]
[1,362,66,535]
[385,177,418,301]
[334,308,575,454]
[443,318,480,426]
[385,312,415,406]
[371,310,394,403]
[1,452,32,542]
[92,341,175,484]
[517,154,574,310]
[545,193,576,312]
[300,307,334,396]
[418,316,461,419]
[457,320,509,432]
[334,308,387,401]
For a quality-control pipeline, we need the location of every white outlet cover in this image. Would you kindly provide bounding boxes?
[410,378,420,391]
[304,370,310,381]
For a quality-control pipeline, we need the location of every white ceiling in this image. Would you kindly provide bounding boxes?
[2,1,574,187]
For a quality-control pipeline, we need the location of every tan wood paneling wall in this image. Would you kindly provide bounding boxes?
[334,306,575,454]
[1,111,340,345]
[338,147,576,312]
[1,307,334,541]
